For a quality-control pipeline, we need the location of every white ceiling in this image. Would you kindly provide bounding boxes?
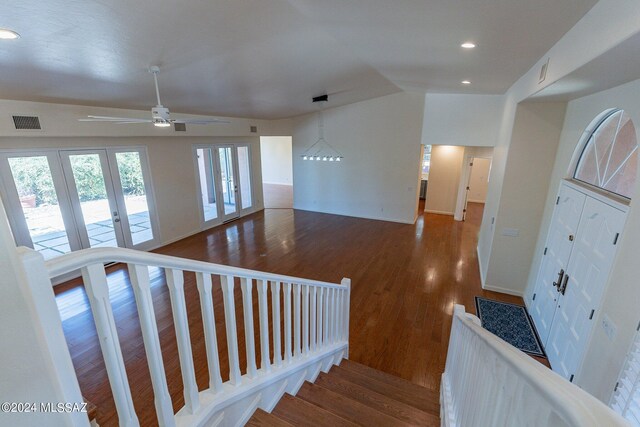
[0,0,598,119]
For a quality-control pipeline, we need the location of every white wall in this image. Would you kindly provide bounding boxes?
[292,92,425,224]
[483,102,567,295]
[523,78,640,402]
[0,136,265,248]
[477,0,640,289]
[468,158,491,203]
[425,145,465,215]
[260,136,293,185]
[422,94,504,147]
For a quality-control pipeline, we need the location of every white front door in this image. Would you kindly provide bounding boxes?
[545,196,625,381]
[530,184,586,345]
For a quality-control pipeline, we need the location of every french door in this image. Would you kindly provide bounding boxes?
[195,144,253,227]
[0,147,159,259]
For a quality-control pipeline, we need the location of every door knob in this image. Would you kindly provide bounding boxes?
[560,274,570,295]
[553,269,564,290]
[569,234,574,241]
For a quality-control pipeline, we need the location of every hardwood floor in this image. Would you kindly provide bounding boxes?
[263,183,293,208]
[54,201,531,426]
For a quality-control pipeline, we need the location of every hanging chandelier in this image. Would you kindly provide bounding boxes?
[301,95,344,162]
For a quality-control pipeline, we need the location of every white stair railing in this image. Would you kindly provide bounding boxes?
[21,246,350,427]
[441,304,629,427]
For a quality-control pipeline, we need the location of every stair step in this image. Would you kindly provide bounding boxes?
[297,381,412,426]
[246,409,293,427]
[271,393,359,427]
[331,364,440,414]
[314,372,439,426]
[340,359,438,398]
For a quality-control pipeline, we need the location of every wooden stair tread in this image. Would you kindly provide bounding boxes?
[296,381,412,427]
[331,364,440,414]
[246,409,293,427]
[271,393,359,427]
[314,372,439,426]
[340,359,439,397]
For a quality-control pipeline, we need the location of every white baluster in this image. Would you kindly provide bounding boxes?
[336,289,343,342]
[317,287,324,348]
[283,282,292,363]
[329,288,335,344]
[240,278,258,378]
[333,288,339,343]
[81,263,139,427]
[195,272,223,393]
[256,279,271,373]
[310,287,317,352]
[342,279,351,348]
[165,269,200,414]
[302,285,309,356]
[271,281,283,367]
[323,287,330,345]
[128,264,175,427]
[220,275,242,385]
[294,283,302,358]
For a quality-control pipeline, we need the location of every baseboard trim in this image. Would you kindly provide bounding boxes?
[293,207,415,225]
[263,181,293,187]
[425,209,454,216]
[467,199,486,204]
[482,284,524,297]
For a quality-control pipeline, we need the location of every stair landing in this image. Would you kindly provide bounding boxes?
[247,359,440,426]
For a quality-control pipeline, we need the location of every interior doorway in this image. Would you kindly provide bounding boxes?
[260,136,293,209]
[461,157,492,220]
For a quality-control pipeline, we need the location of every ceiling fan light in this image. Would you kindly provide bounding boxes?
[315,156,321,161]
[329,156,334,162]
[336,157,341,162]
[303,155,308,160]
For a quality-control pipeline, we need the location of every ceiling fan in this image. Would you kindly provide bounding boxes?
[79,66,229,128]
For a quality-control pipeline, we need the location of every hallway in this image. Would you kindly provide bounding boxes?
[55,203,523,425]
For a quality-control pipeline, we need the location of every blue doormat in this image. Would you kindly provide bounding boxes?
[474,297,546,358]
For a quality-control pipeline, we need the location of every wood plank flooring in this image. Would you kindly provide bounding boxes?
[54,201,532,426]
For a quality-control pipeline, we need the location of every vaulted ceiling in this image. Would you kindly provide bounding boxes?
[0,0,598,119]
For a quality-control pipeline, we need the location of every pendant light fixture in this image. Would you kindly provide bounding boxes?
[301,95,344,162]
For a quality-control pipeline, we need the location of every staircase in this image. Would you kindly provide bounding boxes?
[248,359,440,426]
[14,245,632,426]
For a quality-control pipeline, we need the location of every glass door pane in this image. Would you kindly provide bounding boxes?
[237,146,252,210]
[113,151,155,246]
[5,155,74,259]
[196,148,219,223]
[218,146,239,219]
[63,151,123,248]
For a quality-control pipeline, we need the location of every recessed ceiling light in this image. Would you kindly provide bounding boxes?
[461,80,471,85]
[0,28,20,40]
[461,42,476,49]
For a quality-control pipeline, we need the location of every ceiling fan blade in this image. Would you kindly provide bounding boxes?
[79,115,151,123]
[172,118,230,124]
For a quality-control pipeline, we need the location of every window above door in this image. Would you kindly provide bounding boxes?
[573,109,638,199]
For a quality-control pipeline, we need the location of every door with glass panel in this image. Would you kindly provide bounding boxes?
[0,147,159,259]
[195,144,253,227]
[0,152,80,259]
[60,148,159,251]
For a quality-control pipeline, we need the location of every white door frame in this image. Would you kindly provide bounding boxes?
[193,142,255,230]
[454,154,492,221]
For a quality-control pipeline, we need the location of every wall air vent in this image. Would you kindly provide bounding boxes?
[250,125,257,133]
[12,115,42,130]
[174,123,186,132]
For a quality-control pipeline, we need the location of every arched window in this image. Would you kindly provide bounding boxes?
[573,109,638,199]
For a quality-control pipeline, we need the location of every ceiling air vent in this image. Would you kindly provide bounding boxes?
[13,115,42,130]
[174,123,186,132]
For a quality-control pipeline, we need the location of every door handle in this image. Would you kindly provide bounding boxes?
[560,274,570,295]
[553,269,564,290]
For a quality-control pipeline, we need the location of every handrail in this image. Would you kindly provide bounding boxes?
[35,246,351,426]
[45,247,344,289]
[442,305,628,427]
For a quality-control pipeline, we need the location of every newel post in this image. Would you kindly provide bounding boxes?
[341,278,351,359]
